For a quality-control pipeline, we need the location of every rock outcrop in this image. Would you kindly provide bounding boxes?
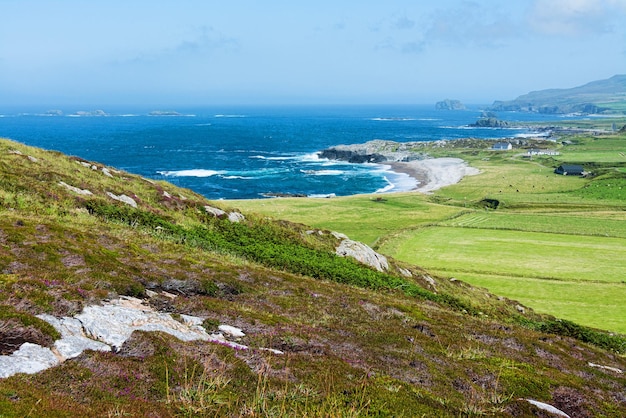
[333,232,389,272]
[435,99,466,110]
[0,296,282,379]
[318,140,427,164]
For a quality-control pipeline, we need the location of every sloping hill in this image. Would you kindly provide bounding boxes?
[0,138,625,417]
[489,74,626,114]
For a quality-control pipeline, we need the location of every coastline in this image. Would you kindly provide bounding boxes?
[385,158,480,194]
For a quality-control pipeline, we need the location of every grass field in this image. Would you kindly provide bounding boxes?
[235,132,626,333]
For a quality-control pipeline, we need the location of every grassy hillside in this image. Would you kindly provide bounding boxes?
[236,133,626,335]
[489,74,626,114]
[1,137,626,416]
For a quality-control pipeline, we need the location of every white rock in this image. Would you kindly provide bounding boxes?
[219,325,245,338]
[524,399,570,417]
[59,181,93,196]
[27,155,38,163]
[205,206,226,217]
[1,297,282,379]
[336,238,388,272]
[101,167,113,177]
[588,362,623,374]
[227,212,245,223]
[37,314,111,359]
[106,192,137,208]
[0,343,60,378]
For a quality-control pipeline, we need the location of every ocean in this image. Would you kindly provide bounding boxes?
[0,105,581,200]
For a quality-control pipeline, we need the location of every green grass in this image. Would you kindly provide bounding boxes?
[450,272,626,334]
[233,193,459,247]
[237,132,626,334]
[380,226,626,283]
[3,135,626,416]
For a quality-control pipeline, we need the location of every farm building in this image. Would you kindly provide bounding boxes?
[492,142,512,150]
[554,164,584,176]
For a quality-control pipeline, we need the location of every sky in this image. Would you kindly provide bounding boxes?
[1,0,625,107]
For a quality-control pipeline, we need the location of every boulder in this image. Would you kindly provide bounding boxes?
[335,237,388,272]
[106,192,137,208]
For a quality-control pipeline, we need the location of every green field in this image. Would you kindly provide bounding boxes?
[235,132,626,333]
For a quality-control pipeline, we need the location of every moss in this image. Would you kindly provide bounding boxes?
[0,305,61,342]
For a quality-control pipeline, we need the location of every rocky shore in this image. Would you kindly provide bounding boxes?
[318,140,479,193]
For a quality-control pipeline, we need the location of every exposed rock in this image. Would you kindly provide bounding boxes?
[0,297,284,379]
[319,140,427,164]
[204,206,245,222]
[205,206,227,218]
[106,192,137,208]
[101,167,113,177]
[37,314,110,359]
[227,212,245,223]
[0,343,60,378]
[73,297,209,349]
[59,181,93,196]
[523,399,571,417]
[219,325,245,338]
[435,99,466,110]
[588,362,623,374]
[335,237,388,272]
[470,117,511,128]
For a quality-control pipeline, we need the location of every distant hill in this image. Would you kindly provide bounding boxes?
[489,74,626,114]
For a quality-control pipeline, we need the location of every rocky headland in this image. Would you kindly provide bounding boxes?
[318,140,479,193]
[318,139,429,163]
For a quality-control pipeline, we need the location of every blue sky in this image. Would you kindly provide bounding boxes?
[1,0,625,106]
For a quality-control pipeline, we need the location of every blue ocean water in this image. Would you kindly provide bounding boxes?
[0,105,581,200]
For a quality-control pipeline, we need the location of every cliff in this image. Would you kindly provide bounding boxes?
[489,74,626,114]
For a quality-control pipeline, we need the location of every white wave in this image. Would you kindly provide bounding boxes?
[300,152,322,162]
[417,118,440,121]
[222,175,253,180]
[514,131,550,138]
[158,169,223,177]
[250,155,294,161]
[301,169,344,176]
[374,167,418,193]
[309,193,336,198]
[370,117,416,121]
[194,123,212,126]
[214,114,246,118]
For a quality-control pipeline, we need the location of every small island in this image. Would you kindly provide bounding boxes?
[148,110,182,116]
[435,99,466,110]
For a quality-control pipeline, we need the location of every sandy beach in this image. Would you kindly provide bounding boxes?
[387,158,480,193]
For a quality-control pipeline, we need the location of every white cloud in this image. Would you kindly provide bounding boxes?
[527,0,626,36]
[428,3,521,48]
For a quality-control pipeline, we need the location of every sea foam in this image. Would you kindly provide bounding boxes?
[158,169,223,177]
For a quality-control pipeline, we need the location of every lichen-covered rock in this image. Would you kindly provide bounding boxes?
[335,237,388,272]
[106,192,137,208]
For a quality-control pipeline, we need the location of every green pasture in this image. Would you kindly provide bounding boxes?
[235,133,626,333]
[379,225,626,333]
[449,272,626,334]
[379,226,626,283]
[232,192,459,247]
[441,211,626,238]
